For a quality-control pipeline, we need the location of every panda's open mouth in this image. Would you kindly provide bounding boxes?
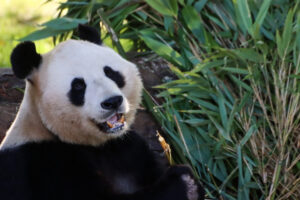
[91,113,126,134]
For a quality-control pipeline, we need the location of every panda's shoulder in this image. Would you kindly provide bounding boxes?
[0,142,62,183]
[0,141,98,185]
[0,141,76,165]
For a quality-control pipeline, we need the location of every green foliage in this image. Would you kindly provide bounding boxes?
[0,0,56,67]
[25,0,300,199]
[20,18,88,42]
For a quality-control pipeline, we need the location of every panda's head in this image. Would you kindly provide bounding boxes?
[10,24,142,146]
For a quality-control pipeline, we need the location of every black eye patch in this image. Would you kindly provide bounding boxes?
[104,66,125,88]
[68,78,86,106]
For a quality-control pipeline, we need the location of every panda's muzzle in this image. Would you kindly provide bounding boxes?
[91,113,126,134]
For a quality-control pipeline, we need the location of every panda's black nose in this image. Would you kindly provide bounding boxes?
[101,95,123,110]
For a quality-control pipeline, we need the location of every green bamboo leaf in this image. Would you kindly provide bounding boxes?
[236,92,252,113]
[19,28,67,41]
[207,113,231,141]
[155,79,195,88]
[252,0,272,39]
[187,96,218,111]
[244,182,260,189]
[225,101,237,134]
[169,0,178,16]
[276,30,283,58]
[289,74,300,79]
[237,145,245,200]
[230,75,252,91]
[42,17,88,30]
[281,9,294,56]
[182,5,206,43]
[97,9,126,57]
[139,33,185,67]
[169,65,187,79]
[296,12,300,50]
[164,16,174,33]
[240,125,256,146]
[231,48,264,63]
[220,167,238,190]
[191,60,225,73]
[194,0,208,12]
[178,0,185,5]
[110,5,139,24]
[235,0,253,35]
[19,17,88,41]
[218,95,228,128]
[276,9,295,58]
[145,0,178,17]
[222,67,249,75]
[182,118,210,126]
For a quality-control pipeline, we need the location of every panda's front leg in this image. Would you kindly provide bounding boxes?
[114,165,205,200]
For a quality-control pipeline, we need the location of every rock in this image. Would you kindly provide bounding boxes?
[0,68,24,103]
[133,57,175,94]
[0,68,25,141]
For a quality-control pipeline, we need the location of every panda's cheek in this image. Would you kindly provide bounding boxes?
[122,98,130,113]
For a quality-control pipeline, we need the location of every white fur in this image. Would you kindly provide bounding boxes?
[181,175,199,200]
[0,40,142,149]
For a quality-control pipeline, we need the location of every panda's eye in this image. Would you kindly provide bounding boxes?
[104,66,125,88]
[68,78,86,106]
[72,78,86,90]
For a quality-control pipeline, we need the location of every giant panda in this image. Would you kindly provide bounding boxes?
[0,24,204,200]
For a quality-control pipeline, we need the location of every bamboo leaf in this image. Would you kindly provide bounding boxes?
[139,33,185,67]
[231,48,264,63]
[252,0,272,39]
[194,0,208,12]
[296,12,300,50]
[240,125,256,146]
[281,9,294,56]
[191,60,225,73]
[235,0,253,35]
[182,118,210,126]
[20,28,67,41]
[218,95,228,128]
[145,0,178,17]
[222,67,248,75]
[42,17,88,30]
[19,17,87,41]
[182,5,206,43]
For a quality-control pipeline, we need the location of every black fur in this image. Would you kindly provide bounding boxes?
[10,41,42,79]
[68,78,86,106]
[0,131,205,200]
[101,95,123,110]
[78,24,102,45]
[104,66,125,88]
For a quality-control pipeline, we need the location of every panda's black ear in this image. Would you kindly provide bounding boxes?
[10,41,42,79]
[78,24,102,45]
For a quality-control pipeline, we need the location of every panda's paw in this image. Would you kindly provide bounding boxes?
[164,165,204,200]
[181,174,199,200]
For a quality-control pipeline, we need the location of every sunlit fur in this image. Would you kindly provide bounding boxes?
[0,40,142,149]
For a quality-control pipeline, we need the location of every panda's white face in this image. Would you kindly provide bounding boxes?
[32,40,142,145]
